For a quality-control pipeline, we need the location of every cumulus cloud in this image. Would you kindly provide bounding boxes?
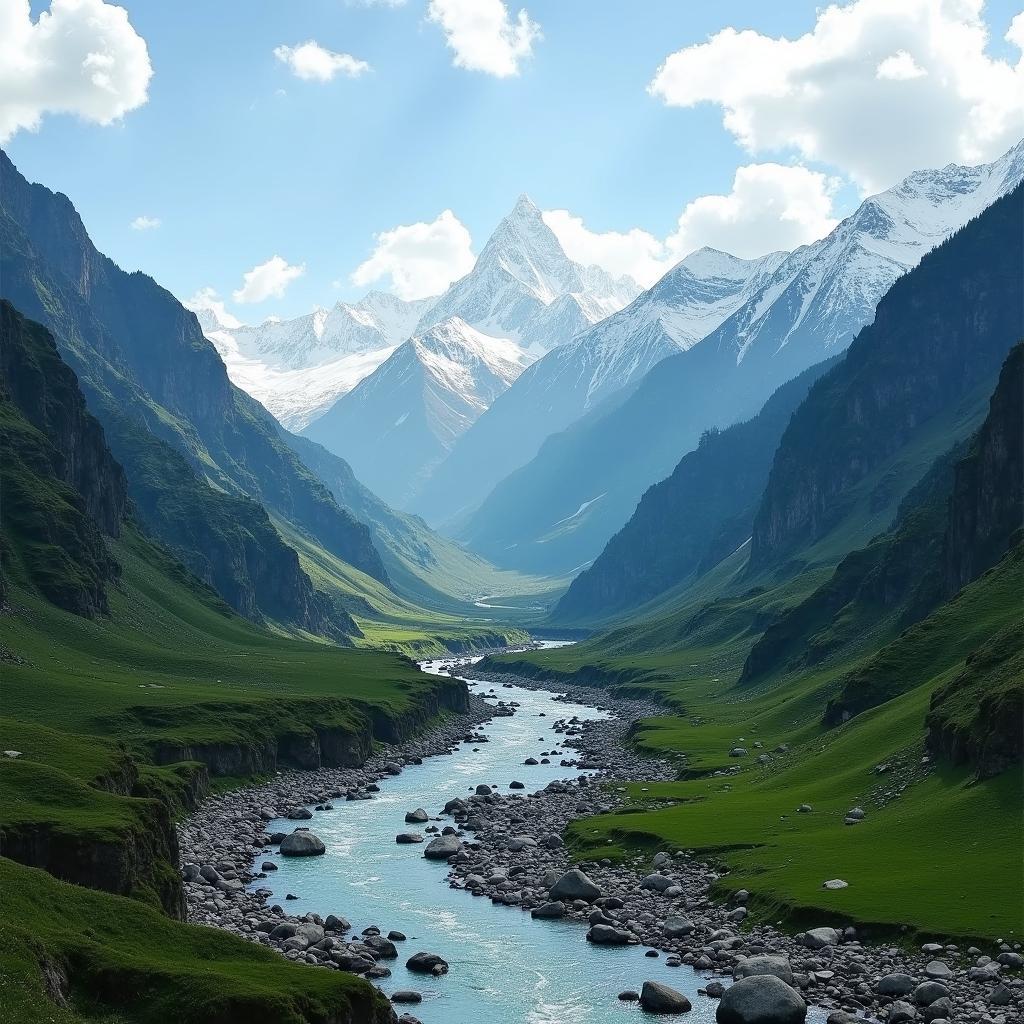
[0,0,152,142]
[648,0,1024,192]
[130,215,160,230]
[183,287,244,330]
[667,163,838,259]
[232,256,305,304]
[273,40,370,82]
[427,0,540,77]
[542,211,668,286]
[544,164,838,286]
[351,210,475,300]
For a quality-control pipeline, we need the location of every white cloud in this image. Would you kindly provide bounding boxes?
[232,256,305,304]
[667,163,839,260]
[544,163,838,286]
[130,215,160,231]
[876,49,927,81]
[0,0,152,142]
[427,0,540,77]
[648,0,1024,192]
[542,211,668,286]
[351,210,475,300]
[273,40,370,82]
[183,287,244,330]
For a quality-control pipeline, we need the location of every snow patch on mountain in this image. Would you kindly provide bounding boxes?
[416,194,640,351]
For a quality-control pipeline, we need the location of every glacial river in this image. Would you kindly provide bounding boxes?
[250,651,725,1023]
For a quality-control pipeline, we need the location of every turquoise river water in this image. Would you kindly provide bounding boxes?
[250,651,796,1023]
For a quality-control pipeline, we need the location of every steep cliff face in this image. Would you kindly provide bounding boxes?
[944,343,1024,594]
[749,185,1023,570]
[739,344,1024,780]
[0,302,125,615]
[552,358,838,624]
[107,417,360,639]
[0,151,386,637]
[0,301,126,534]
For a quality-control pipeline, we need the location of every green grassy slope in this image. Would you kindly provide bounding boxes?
[0,859,393,1024]
[0,522,469,1021]
[564,548,1023,943]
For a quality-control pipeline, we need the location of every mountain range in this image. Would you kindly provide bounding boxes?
[455,140,1024,575]
[412,246,789,527]
[303,316,533,507]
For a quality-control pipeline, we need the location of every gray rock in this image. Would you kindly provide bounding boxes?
[640,873,676,892]
[717,975,807,1024]
[549,868,601,902]
[800,927,840,949]
[888,1000,917,1023]
[821,879,848,890]
[405,808,428,823]
[261,861,278,872]
[181,864,200,882]
[912,982,950,1006]
[279,832,326,857]
[640,980,692,1013]
[423,835,461,859]
[706,982,726,998]
[730,748,749,758]
[921,998,953,1023]
[716,974,802,1024]
[324,914,351,932]
[734,956,795,987]
[988,984,1013,1006]
[663,916,695,938]
[531,901,566,919]
[924,961,952,980]
[406,951,449,974]
[392,992,422,1004]
[396,832,424,844]
[876,974,915,997]
[997,952,1023,969]
[587,924,633,945]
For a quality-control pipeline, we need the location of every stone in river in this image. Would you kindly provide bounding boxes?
[587,924,633,945]
[475,784,492,795]
[531,901,566,919]
[324,914,351,932]
[509,780,525,789]
[392,992,422,1004]
[549,867,601,902]
[405,808,429,823]
[424,835,461,859]
[396,833,425,844]
[406,951,449,974]
[261,861,278,871]
[640,980,693,1013]
[279,831,326,856]
[717,975,807,1024]
[620,991,640,1001]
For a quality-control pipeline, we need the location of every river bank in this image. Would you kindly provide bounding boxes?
[176,657,1021,1024]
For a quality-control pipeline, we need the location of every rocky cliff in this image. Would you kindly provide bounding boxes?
[749,185,1023,570]
[0,302,125,615]
[0,150,386,637]
[944,343,1024,594]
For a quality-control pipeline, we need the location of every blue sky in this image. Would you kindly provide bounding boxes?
[4,0,1024,320]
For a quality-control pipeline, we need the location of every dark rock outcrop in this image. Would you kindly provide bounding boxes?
[749,185,1023,570]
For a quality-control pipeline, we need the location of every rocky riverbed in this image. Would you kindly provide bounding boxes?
[177,660,1022,1024]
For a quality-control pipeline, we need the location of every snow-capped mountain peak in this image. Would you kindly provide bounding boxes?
[300,316,534,506]
[415,196,641,351]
